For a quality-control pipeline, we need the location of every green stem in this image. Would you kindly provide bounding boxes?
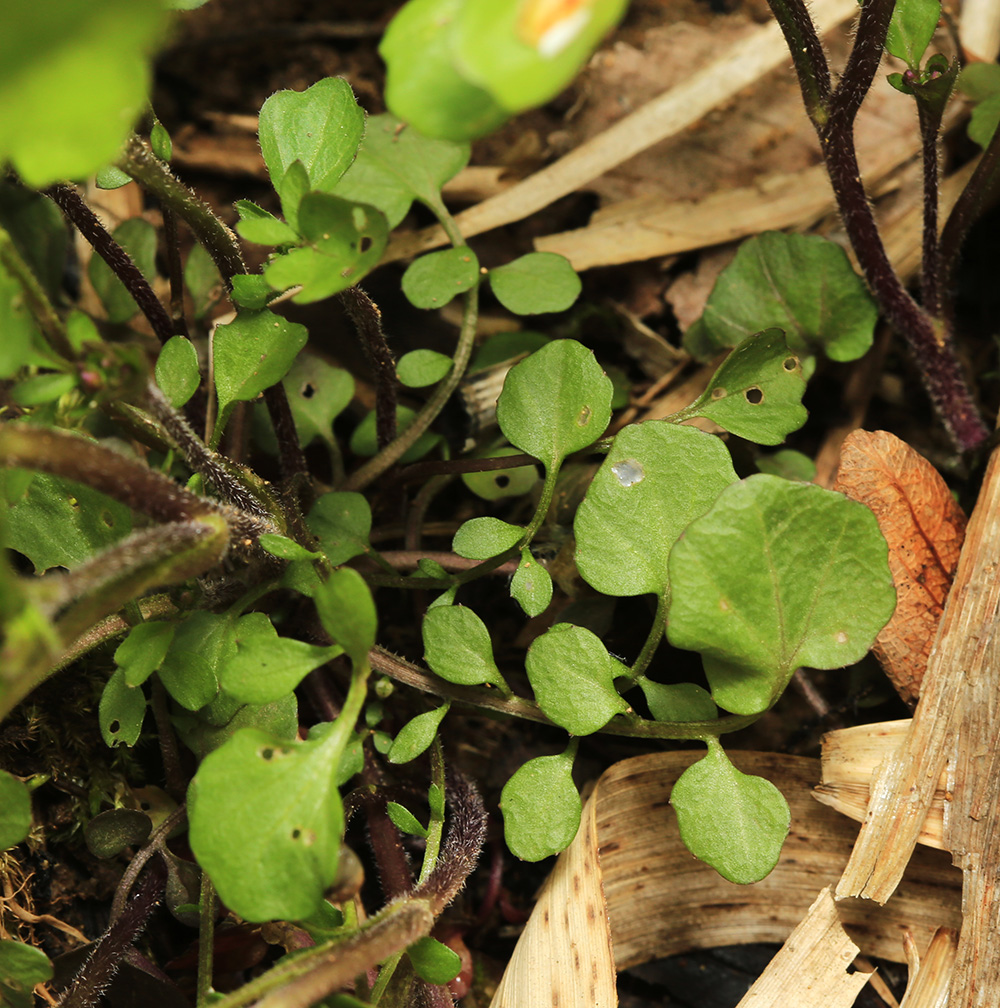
[628,594,667,681]
[518,465,558,547]
[369,950,405,1005]
[196,872,217,1006]
[417,740,446,888]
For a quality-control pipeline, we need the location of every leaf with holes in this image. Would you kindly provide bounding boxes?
[333,113,470,226]
[115,621,175,687]
[388,703,450,764]
[667,475,895,715]
[489,253,581,315]
[640,681,717,723]
[671,741,790,883]
[188,725,347,921]
[281,354,354,448]
[213,309,308,420]
[402,246,479,310]
[257,78,365,195]
[219,612,340,705]
[422,605,509,691]
[4,472,132,572]
[0,772,31,850]
[684,233,877,363]
[501,747,581,861]
[575,423,736,598]
[307,492,372,566]
[452,516,523,559]
[496,340,612,471]
[156,336,200,408]
[677,329,807,446]
[88,217,158,324]
[461,448,539,501]
[264,195,388,303]
[313,567,376,666]
[174,693,298,760]
[511,549,553,617]
[526,623,629,734]
[99,669,145,747]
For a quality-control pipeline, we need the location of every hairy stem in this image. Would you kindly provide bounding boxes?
[917,97,944,319]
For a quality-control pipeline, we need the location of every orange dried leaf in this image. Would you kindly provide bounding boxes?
[833,429,966,706]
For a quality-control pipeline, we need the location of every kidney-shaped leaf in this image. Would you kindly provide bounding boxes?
[667,475,895,715]
[575,422,736,597]
[496,340,612,471]
[671,741,790,884]
[525,623,628,734]
[500,748,582,862]
[678,329,807,445]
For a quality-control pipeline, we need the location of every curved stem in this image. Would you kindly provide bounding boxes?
[629,594,667,681]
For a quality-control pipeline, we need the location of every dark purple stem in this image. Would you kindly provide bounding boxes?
[45,184,173,346]
[917,99,944,319]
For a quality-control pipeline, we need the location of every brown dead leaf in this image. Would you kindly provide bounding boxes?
[833,430,966,706]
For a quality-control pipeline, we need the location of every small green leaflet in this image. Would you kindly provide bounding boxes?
[501,746,581,862]
[959,64,1000,148]
[0,938,53,1008]
[0,771,31,850]
[422,605,509,691]
[667,475,896,715]
[313,567,376,666]
[156,336,200,408]
[99,669,145,747]
[388,703,450,764]
[397,349,453,388]
[408,936,462,984]
[671,741,790,884]
[675,329,807,445]
[452,516,523,559]
[402,246,479,310]
[307,491,373,566]
[88,217,157,324]
[684,232,877,363]
[639,680,717,723]
[115,620,175,687]
[885,0,941,67]
[511,549,552,617]
[386,801,427,838]
[234,200,299,246]
[488,253,581,315]
[231,273,272,310]
[525,623,629,734]
[496,340,612,471]
[282,355,355,447]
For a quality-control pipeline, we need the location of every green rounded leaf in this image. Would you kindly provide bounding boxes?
[667,474,896,715]
[283,355,355,447]
[489,253,581,315]
[84,807,151,858]
[313,567,377,666]
[511,549,553,617]
[115,620,175,687]
[640,680,717,723]
[685,232,878,363]
[452,516,523,559]
[306,491,372,566]
[525,623,628,734]
[402,246,480,310]
[671,742,790,884]
[213,308,308,418]
[496,339,612,470]
[234,200,299,246]
[678,329,807,446]
[756,449,817,482]
[156,335,200,408]
[388,703,450,764]
[258,77,365,193]
[575,422,737,597]
[150,119,172,161]
[0,772,31,850]
[408,936,461,984]
[422,605,508,690]
[397,349,454,388]
[501,749,581,861]
[230,273,271,310]
[886,0,941,67]
[99,669,146,747]
[0,939,52,1008]
[188,726,346,921]
[158,611,233,710]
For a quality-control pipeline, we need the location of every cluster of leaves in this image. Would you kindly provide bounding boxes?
[11,0,984,1002]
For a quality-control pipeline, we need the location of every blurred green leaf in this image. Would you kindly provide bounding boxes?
[156,336,200,408]
[0,939,52,1008]
[0,772,31,850]
[886,0,940,66]
[231,273,272,311]
[408,936,461,984]
[756,448,817,481]
[258,534,319,562]
[349,404,442,462]
[88,217,158,324]
[183,241,220,318]
[99,669,145,747]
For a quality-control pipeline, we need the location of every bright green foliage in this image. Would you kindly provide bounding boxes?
[257,78,365,195]
[88,217,158,324]
[0,939,53,1008]
[422,605,508,690]
[757,448,817,481]
[150,119,172,161]
[496,339,612,471]
[684,233,878,363]
[313,567,376,666]
[525,623,629,734]
[115,620,175,686]
[461,449,540,501]
[452,516,523,559]
[388,703,450,764]
[264,195,388,303]
[258,534,318,562]
[333,113,470,227]
[10,373,76,406]
[511,549,553,617]
[99,669,145,747]
[156,336,200,408]
[219,612,340,704]
[885,0,941,67]
[959,64,1000,147]
[307,492,372,566]
[95,165,132,190]
[671,742,790,884]
[234,200,299,246]
[0,772,31,850]
[183,241,220,318]
[488,253,581,315]
[277,161,310,231]
[5,473,132,572]
[501,747,581,861]
[188,725,347,921]
[639,680,717,723]
[213,308,308,419]
[0,0,167,187]
[158,611,235,710]
[396,349,454,387]
[402,246,480,309]
[174,694,298,760]
[349,404,442,462]
[677,329,807,445]
[668,475,895,715]
[387,801,428,838]
[575,423,736,597]
[282,354,355,447]
[379,0,507,142]
[408,936,462,984]
[231,274,272,310]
